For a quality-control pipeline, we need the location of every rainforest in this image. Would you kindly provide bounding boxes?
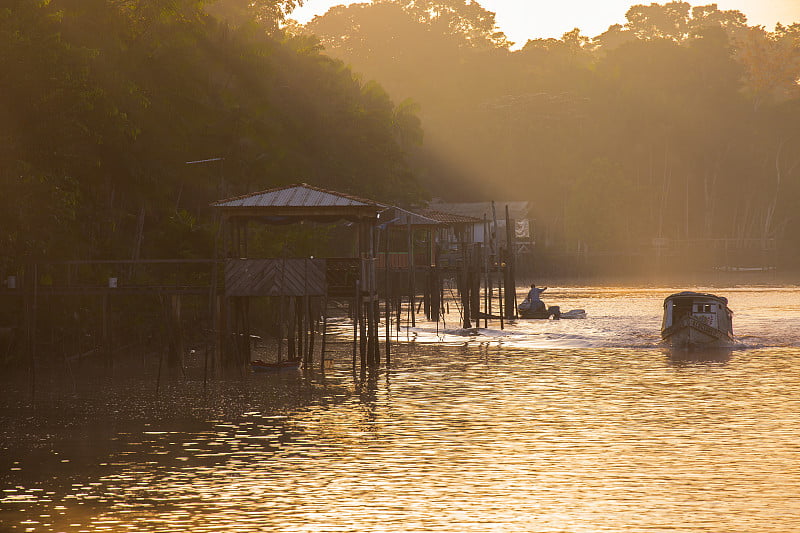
[2,0,799,268]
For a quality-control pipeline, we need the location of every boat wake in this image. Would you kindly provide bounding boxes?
[730,335,800,350]
[402,323,661,349]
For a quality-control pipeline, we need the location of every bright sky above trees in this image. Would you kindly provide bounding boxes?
[290,0,800,46]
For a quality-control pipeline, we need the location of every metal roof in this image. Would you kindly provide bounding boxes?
[212,183,381,208]
[416,208,482,224]
[427,201,530,221]
[378,206,442,226]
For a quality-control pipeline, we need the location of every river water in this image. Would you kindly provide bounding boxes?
[2,286,800,532]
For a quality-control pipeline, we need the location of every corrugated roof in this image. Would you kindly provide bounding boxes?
[379,206,442,226]
[212,183,381,208]
[416,208,482,224]
[428,201,530,221]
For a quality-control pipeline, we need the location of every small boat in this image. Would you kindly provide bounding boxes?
[250,359,302,372]
[661,291,734,349]
[518,298,560,319]
[518,299,585,320]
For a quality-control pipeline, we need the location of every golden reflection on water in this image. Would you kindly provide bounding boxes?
[2,287,800,532]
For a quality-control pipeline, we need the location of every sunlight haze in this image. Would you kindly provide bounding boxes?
[290,0,800,45]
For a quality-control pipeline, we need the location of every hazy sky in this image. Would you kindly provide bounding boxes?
[289,0,800,46]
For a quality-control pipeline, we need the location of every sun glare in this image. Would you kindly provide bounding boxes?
[291,0,800,45]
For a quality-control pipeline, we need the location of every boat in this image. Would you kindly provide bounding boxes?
[661,291,734,349]
[518,297,559,319]
[250,359,302,372]
[517,298,586,320]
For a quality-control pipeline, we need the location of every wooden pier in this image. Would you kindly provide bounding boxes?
[1,184,521,382]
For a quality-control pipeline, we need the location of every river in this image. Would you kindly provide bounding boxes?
[2,286,800,532]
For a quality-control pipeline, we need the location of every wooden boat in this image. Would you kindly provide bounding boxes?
[661,291,734,349]
[518,299,586,320]
[250,359,302,372]
[519,303,561,319]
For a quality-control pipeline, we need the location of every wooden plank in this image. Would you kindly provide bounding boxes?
[224,259,327,297]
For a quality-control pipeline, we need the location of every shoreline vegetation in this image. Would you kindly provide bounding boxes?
[2,1,798,272]
[2,1,799,370]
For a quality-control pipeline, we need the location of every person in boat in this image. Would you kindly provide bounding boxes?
[526,284,547,313]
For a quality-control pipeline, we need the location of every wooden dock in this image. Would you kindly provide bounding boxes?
[1,185,521,386]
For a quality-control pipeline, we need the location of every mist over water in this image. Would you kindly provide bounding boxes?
[2,286,800,532]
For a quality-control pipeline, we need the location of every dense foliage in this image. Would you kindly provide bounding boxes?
[0,0,425,270]
[3,0,800,268]
[305,1,800,258]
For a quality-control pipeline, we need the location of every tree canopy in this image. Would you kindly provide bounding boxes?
[0,0,425,268]
[3,0,800,271]
[303,1,800,261]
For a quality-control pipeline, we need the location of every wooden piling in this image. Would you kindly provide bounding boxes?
[498,266,504,330]
[320,296,328,371]
[288,297,296,361]
[504,205,517,320]
[305,295,314,366]
[384,229,391,364]
[483,216,490,328]
[28,265,38,399]
[407,220,416,327]
[102,292,110,368]
[359,294,367,372]
[352,280,358,370]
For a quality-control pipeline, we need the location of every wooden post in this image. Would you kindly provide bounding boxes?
[217,295,226,370]
[366,226,374,366]
[303,261,311,366]
[279,258,286,362]
[359,293,367,372]
[296,297,304,363]
[396,288,402,333]
[209,223,222,378]
[102,292,110,368]
[230,296,238,368]
[384,227,391,364]
[370,224,380,366]
[28,265,37,399]
[204,342,210,390]
[320,296,328,371]
[288,297,296,361]
[470,244,481,323]
[458,223,470,329]
[305,295,313,366]
[352,280,358,370]
[505,204,517,320]
[244,296,251,364]
[385,291,391,365]
[482,216,489,328]
[407,220,416,327]
[277,296,284,363]
[430,264,440,323]
[357,222,368,370]
[498,260,504,330]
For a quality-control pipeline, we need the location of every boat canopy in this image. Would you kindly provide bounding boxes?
[664,291,729,306]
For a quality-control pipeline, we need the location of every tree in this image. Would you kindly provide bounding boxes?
[565,158,637,250]
[387,0,510,48]
[624,2,747,43]
[734,25,800,110]
[625,1,692,42]
[1,0,426,266]
[205,0,304,30]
